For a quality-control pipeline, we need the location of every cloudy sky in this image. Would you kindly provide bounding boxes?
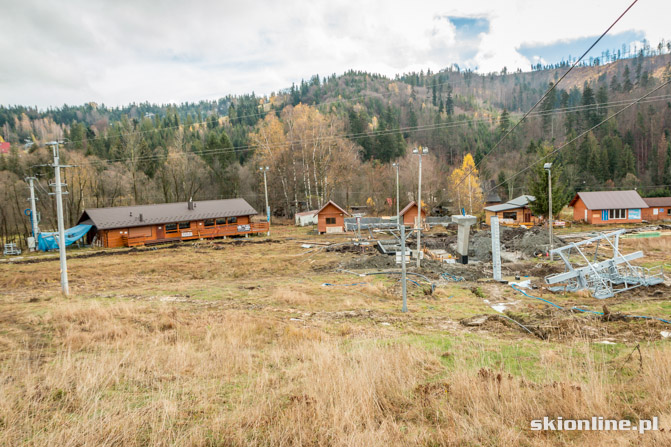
[0,0,666,108]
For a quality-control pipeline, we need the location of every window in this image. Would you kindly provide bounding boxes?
[165,223,178,233]
[179,222,191,229]
[668,209,671,215]
[325,217,336,225]
[204,219,215,227]
[609,209,626,219]
[502,211,517,220]
[228,216,237,224]
[216,218,227,225]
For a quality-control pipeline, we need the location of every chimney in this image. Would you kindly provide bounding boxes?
[188,197,194,211]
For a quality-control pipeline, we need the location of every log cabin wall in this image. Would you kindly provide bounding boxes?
[97,215,268,248]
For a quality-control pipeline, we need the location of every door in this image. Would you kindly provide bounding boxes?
[602,210,608,221]
[157,225,165,240]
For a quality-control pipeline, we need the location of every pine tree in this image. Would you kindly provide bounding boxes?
[622,66,633,92]
[581,83,598,129]
[498,109,510,136]
[610,74,620,93]
[541,82,556,136]
[596,85,608,120]
[663,140,671,186]
[445,86,454,115]
[526,144,569,218]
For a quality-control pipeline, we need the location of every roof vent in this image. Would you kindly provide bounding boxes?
[129,212,133,217]
[188,198,195,211]
[139,213,144,222]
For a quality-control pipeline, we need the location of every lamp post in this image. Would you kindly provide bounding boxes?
[392,162,400,224]
[544,162,553,261]
[412,146,428,268]
[260,166,270,236]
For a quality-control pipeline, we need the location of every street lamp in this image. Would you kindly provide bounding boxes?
[392,162,400,224]
[260,166,270,236]
[544,162,553,261]
[412,146,428,268]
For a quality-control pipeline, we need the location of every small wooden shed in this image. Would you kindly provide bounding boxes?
[316,200,349,234]
[400,201,427,226]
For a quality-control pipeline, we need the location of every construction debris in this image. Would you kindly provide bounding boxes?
[544,230,665,299]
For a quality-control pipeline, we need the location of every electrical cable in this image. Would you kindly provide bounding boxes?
[510,284,671,324]
[44,92,671,169]
[451,0,639,190]
[483,78,671,196]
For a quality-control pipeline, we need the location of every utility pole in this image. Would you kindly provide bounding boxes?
[392,162,400,223]
[260,166,270,236]
[47,141,69,296]
[25,176,40,237]
[412,146,428,268]
[544,163,553,261]
[400,223,407,313]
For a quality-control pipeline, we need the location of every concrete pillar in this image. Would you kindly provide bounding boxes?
[451,215,477,264]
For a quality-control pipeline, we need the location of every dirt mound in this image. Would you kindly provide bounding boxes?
[339,254,488,281]
[471,227,565,262]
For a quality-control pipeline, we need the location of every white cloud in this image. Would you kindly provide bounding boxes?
[0,0,666,108]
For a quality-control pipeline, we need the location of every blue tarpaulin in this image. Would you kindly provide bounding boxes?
[38,224,92,252]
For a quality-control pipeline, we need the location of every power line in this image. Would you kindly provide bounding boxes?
[452,0,639,191]
[484,78,671,196]
[58,75,476,147]
[66,91,671,169]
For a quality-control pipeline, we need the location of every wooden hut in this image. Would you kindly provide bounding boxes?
[78,198,269,248]
[399,201,427,226]
[316,200,349,234]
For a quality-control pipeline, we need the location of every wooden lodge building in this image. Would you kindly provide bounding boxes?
[78,198,269,248]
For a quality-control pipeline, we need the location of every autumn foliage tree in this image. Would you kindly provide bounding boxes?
[447,153,484,215]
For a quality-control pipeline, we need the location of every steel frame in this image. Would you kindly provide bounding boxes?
[544,230,664,299]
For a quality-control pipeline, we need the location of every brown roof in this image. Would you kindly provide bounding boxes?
[569,190,648,210]
[78,198,258,230]
[316,200,349,216]
[643,197,671,207]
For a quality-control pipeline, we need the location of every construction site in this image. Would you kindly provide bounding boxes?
[2,217,671,445]
[3,1,671,443]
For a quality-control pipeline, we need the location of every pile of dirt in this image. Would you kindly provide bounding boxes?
[339,254,488,281]
[470,227,565,262]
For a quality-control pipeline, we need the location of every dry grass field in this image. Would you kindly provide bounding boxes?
[1,226,671,446]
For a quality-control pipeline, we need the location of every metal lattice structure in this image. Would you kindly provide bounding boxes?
[3,243,22,256]
[544,230,665,299]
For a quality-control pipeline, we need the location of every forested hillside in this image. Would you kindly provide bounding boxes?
[2,45,671,244]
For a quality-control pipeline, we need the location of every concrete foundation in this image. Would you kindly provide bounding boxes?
[451,215,477,264]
